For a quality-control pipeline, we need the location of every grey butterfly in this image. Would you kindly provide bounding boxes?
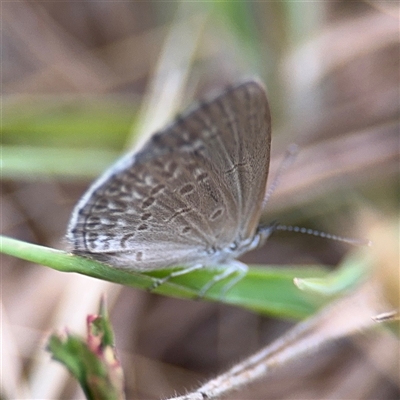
[67,80,276,295]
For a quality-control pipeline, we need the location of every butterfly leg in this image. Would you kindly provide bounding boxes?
[198,260,248,299]
[148,264,204,291]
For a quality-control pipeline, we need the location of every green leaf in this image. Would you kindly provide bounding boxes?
[294,249,373,296]
[0,235,336,319]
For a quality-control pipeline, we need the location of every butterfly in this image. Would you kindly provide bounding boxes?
[67,80,276,296]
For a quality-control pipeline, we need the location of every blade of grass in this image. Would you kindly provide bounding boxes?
[1,235,331,319]
[1,146,119,180]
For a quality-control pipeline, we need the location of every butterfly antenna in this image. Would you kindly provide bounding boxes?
[275,224,372,246]
[262,143,298,208]
[262,144,371,247]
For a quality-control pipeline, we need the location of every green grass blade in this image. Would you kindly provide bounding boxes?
[1,235,334,319]
[1,146,119,180]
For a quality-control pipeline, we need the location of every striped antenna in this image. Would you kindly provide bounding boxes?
[275,224,372,246]
[261,144,371,247]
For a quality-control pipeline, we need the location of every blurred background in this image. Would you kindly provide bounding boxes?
[1,1,399,399]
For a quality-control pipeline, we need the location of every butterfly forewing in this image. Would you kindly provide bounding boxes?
[67,80,271,270]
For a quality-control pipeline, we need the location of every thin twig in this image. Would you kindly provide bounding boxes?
[166,281,385,400]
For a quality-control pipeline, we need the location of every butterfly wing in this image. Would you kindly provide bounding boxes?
[67,80,271,270]
[178,80,271,239]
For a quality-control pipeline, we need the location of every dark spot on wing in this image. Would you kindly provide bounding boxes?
[142,197,155,208]
[179,183,195,196]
